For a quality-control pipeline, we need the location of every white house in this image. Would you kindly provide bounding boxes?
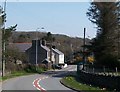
[52,48,64,65]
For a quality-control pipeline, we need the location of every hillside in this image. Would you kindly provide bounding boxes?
[9,31,91,60]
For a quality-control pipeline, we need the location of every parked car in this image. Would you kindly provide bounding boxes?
[52,64,62,69]
[55,65,62,69]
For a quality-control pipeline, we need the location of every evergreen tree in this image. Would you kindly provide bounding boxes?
[87,2,120,67]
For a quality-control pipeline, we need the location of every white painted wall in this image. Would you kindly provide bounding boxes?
[47,52,55,63]
[52,53,55,63]
[59,54,64,64]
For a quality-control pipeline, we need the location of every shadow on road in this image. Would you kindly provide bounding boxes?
[42,70,76,78]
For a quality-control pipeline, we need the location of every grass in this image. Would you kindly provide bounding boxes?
[2,71,35,81]
[0,77,2,81]
[1,67,47,81]
[118,72,120,75]
[61,76,108,92]
[0,65,48,81]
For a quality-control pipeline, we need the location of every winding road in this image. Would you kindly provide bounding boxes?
[1,65,77,92]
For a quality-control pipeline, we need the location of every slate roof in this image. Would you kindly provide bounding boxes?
[9,43,50,52]
[9,43,32,52]
[9,42,63,55]
[52,48,64,55]
[41,45,50,51]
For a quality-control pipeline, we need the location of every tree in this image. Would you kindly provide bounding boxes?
[2,24,17,62]
[0,5,6,76]
[0,5,17,76]
[1,5,17,52]
[43,32,55,42]
[6,46,28,64]
[0,6,6,28]
[3,25,17,43]
[0,6,4,70]
[86,2,120,67]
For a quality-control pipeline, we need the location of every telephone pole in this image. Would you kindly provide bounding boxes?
[83,28,86,70]
[118,27,120,61]
[35,28,40,71]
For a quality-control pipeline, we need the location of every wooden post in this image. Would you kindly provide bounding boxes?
[83,28,86,70]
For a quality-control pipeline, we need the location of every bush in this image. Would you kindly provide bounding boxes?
[24,65,36,73]
[38,64,48,71]
[24,64,47,73]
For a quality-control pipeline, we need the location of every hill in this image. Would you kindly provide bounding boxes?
[8,31,91,60]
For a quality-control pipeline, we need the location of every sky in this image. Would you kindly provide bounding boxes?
[1,2,97,38]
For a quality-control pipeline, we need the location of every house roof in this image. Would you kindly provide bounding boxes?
[9,43,50,52]
[9,42,63,55]
[52,48,64,55]
[41,45,50,51]
[9,43,32,52]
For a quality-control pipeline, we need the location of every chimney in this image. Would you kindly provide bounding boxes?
[32,40,40,47]
[41,39,46,46]
[52,45,56,49]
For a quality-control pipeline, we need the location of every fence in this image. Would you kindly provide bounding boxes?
[84,64,120,76]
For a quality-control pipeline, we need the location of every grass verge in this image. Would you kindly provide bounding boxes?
[1,66,47,81]
[60,76,108,92]
[0,77,2,82]
[2,71,35,81]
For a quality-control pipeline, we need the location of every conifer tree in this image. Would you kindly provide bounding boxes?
[87,2,120,67]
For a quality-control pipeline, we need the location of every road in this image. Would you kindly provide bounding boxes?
[1,65,77,92]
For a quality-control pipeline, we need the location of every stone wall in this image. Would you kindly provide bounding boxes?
[77,70,120,91]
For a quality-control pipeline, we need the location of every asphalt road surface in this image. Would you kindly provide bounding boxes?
[1,65,77,92]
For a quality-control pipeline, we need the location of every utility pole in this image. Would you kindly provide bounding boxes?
[2,0,7,77]
[35,27,44,71]
[83,28,86,70]
[35,38,38,71]
[35,28,40,71]
[118,26,120,62]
